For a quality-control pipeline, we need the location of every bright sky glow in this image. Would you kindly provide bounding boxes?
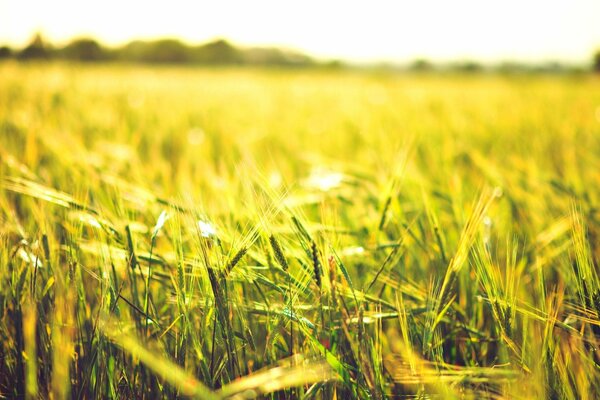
[1,0,599,62]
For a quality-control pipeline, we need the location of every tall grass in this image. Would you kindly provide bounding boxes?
[0,62,599,398]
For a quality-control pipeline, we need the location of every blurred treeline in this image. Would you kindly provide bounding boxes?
[0,33,599,72]
[0,33,321,67]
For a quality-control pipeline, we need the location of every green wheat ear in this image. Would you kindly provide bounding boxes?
[224,246,247,275]
[311,240,322,290]
[269,234,289,270]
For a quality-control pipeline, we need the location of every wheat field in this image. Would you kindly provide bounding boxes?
[1,62,600,398]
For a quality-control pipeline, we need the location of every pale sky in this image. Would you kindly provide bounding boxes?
[1,0,599,63]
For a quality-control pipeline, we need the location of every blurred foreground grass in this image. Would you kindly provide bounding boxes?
[1,62,600,398]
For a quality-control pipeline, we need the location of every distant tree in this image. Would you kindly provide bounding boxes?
[61,38,107,61]
[453,61,483,73]
[18,33,50,60]
[533,61,564,74]
[192,39,242,64]
[142,39,190,63]
[0,46,12,59]
[324,59,344,69]
[116,39,191,63]
[243,46,313,67]
[594,50,600,72]
[410,58,434,72]
[116,40,146,62]
[497,61,528,74]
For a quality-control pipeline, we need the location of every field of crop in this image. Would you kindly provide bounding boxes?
[1,62,599,399]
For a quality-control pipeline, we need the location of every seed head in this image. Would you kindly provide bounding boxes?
[269,234,288,270]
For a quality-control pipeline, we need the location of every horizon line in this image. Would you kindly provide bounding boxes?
[0,33,596,66]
